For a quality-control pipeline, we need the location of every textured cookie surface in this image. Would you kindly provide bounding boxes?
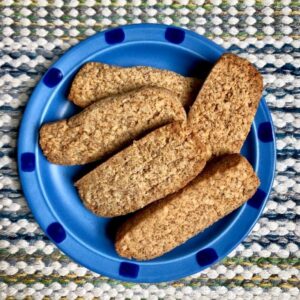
[68,62,202,108]
[115,154,259,260]
[75,122,210,217]
[188,53,263,156]
[40,87,186,165]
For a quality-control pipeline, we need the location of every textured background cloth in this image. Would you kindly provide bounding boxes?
[0,0,299,299]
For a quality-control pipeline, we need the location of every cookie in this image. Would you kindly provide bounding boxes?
[40,87,186,165]
[115,154,259,260]
[68,62,202,108]
[75,122,210,217]
[188,53,263,156]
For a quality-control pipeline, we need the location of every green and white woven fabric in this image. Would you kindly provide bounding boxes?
[0,0,299,299]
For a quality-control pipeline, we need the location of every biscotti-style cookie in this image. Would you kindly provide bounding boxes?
[68,62,202,108]
[75,122,210,217]
[188,53,263,156]
[40,87,186,165]
[115,154,259,260]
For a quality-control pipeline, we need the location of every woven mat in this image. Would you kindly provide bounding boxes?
[0,0,299,299]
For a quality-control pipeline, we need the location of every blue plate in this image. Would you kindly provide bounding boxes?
[18,24,276,283]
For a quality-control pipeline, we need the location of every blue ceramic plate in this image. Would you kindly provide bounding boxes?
[18,24,276,283]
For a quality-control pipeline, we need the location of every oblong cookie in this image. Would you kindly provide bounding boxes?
[40,87,186,165]
[188,53,263,156]
[115,154,259,260]
[68,62,202,108]
[75,122,210,217]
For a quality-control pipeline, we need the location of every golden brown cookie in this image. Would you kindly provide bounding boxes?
[75,122,210,217]
[115,154,259,260]
[188,53,263,156]
[68,62,202,108]
[40,87,186,165]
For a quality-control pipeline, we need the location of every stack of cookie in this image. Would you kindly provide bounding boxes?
[40,53,262,260]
